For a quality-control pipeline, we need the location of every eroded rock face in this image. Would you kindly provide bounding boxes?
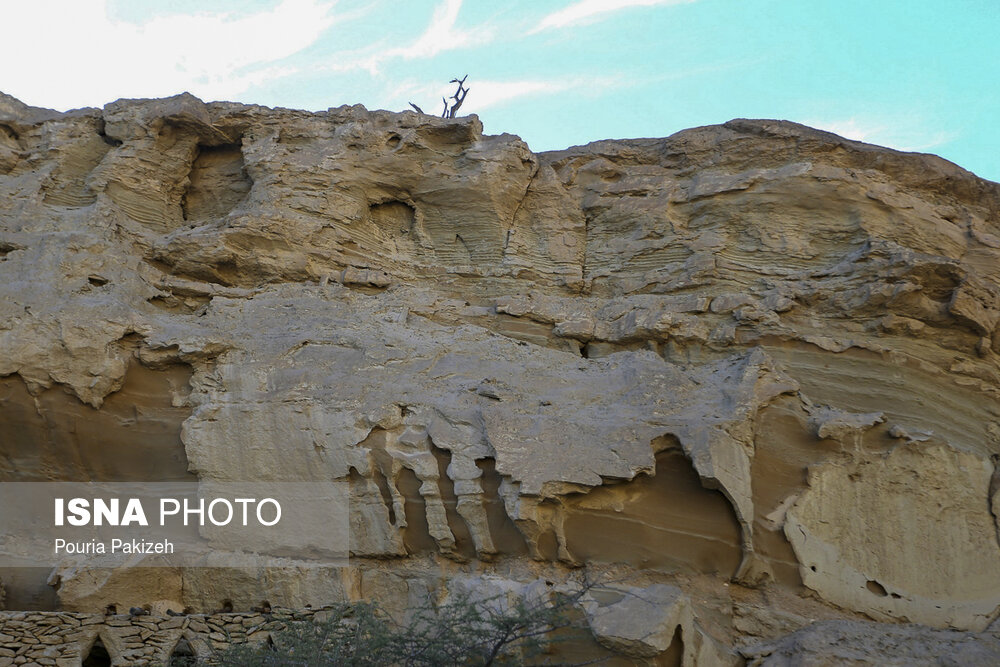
[582,583,739,664]
[741,619,1000,666]
[786,442,1000,630]
[1,90,999,661]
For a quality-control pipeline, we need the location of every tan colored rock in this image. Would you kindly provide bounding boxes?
[742,619,1000,666]
[1,91,1000,659]
[51,568,184,615]
[785,442,1000,629]
[582,584,739,664]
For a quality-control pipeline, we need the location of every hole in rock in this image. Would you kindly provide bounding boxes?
[369,200,416,237]
[0,363,194,610]
[0,126,20,175]
[0,363,195,483]
[397,467,436,554]
[211,259,242,287]
[866,580,888,597]
[181,142,251,222]
[660,626,684,667]
[0,124,20,172]
[82,638,112,667]
[476,457,528,555]
[0,242,21,259]
[386,133,401,148]
[357,428,399,527]
[169,637,197,666]
[431,444,476,560]
[96,119,123,147]
[88,275,108,287]
[536,528,559,562]
[562,447,742,574]
[372,464,397,526]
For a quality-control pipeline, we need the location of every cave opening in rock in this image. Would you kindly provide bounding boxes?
[369,200,417,238]
[662,626,684,667]
[867,580,889,597]
[0,241,22,260]
[0,364,195,483]
[397,466,437,555]
[476,456,529,556]
[0,362,195,610]
[168,637,197,666]
[82,637,112,667]
[562,444,742,574]
[95,119,123,148]
[181,142,251,223]
[431,444,477,560]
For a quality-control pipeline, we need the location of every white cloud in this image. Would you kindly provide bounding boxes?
[330,0,490,75]
[807,118,885,144]
[1,0,337,110]
[805,116,958,152]
[395,0,477,60]
[530,0,695,34]
[466,77,631,111]
[469,80,569,111]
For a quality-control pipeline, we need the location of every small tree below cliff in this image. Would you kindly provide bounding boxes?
[213,586,597,666]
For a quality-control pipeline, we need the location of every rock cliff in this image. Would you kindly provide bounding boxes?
[1,90,1000,663]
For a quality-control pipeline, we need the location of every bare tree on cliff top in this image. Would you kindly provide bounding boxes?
[408,75,469,118]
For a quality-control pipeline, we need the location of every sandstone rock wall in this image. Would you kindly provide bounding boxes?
[1,90,1000,662]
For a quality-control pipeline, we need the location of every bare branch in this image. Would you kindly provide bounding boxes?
[448,86,468,118]
[408,76,471,118]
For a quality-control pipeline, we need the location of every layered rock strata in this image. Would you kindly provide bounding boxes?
[1,90,1000,662]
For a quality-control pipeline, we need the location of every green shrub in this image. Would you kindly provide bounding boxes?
[214,601,395,666]
[213,587,594,666]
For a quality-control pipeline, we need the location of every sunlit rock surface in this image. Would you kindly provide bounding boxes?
[2,90,1000,662]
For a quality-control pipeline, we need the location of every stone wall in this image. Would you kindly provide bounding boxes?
[0,607,323,667]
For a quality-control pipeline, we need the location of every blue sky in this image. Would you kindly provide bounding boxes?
[3,0,999,181]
